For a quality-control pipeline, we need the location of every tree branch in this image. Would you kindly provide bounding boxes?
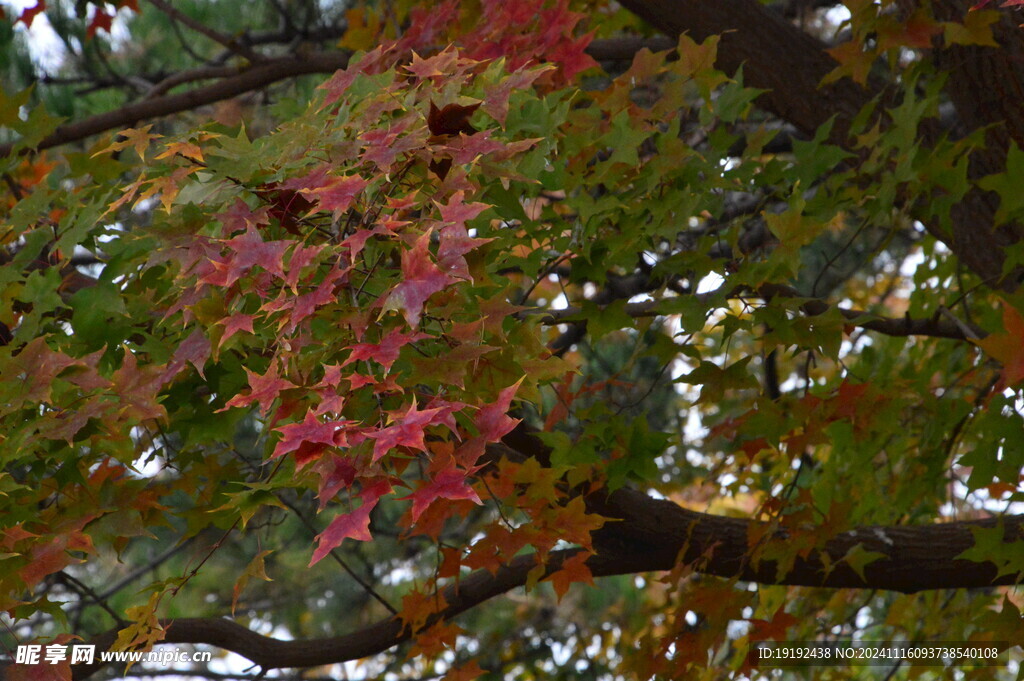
[524,285,987,341]
[146,0,265,63]
[69,448,1023,679]
[614,0,1024,289]
[0,51,350,157]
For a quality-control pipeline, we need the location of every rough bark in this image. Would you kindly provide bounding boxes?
[617,0,1024,287]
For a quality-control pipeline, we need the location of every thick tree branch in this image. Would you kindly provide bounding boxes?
[0,52,350,157]
[69,441,1023,679]
[65,431,1022,679]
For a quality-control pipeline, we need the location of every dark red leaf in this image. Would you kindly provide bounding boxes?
[428,101,480,137]
[17,1,45,28]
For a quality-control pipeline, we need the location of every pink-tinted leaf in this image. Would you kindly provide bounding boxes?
[284,244,324,290]
[284,267,346,330]
[11,338,77,404]
[442,130,506,166]
[383,231,453,326]
[201,228,289,288]
[217,198,269,236]
[217,313,256,348]
[315,455,359,508]
[162,328,211,380]
[360,117,420,171]
[304,175,369,218]
[225,228,289,278]
[405,48,461,79]
[309,504,374,564]
[481,69,550,127]
[476,379,522,441]
[367,399,447,461]
[310,478,392,564]
[437,191,490,226]
[438,223,489,280]
[112,350,168,422]
[342,328,429,372]
[547,30,598,80]
[396,1,460,51]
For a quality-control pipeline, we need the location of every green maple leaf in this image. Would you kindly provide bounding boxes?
[979,142,1024,223]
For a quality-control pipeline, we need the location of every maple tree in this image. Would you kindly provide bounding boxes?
[2,0,1024,679]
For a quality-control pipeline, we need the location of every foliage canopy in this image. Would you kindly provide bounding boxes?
[2,0,1024,679]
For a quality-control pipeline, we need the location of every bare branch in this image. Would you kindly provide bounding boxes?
[146,0,265,63]
[584,36,675,60]
[0,52,350,157]
[526,285,987,342]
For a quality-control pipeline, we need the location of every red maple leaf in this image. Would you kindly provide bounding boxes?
[749,610,800,641]
[309,503,374,564]
[437,190,490,226]
[342,328,430,372]
[396,1,459,51]
[406,48,461,79]
[360,118,420,171]
[303,175,368,218]
[309,478,392,564]
[87,8,114,38]
[456,379,523,467]
[225,227,289,278]
[14,338,78,403]
[406,469,482,522]
[546,30,598,81]
[443,660,485,681]
[438,223,488,280]
[314,455,359,509]
[201,228,289,288]
[217,199,269,236]
[384,231,453,326]
[112,350,168,422]
[284,243,323,290]
[442,130,506,166]
[475,380,522,441]
[367,399,446,461]
[481,69,548,127]
[163,328,211,380]
[977,301,1024,387]
[253,185,314,235]
[282,267,346,331]
[17,1,45,28]
[217,313,256,348]
[220,361,297,415]
[272,409,354,460]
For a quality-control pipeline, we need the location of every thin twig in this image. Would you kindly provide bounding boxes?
[147,0,265,63]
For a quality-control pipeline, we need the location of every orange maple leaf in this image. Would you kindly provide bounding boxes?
[546,551,594,603]
[976,301,1024,387]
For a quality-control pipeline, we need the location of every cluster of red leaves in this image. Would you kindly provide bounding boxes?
[141,30,584,569]
[0,0,605,639]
